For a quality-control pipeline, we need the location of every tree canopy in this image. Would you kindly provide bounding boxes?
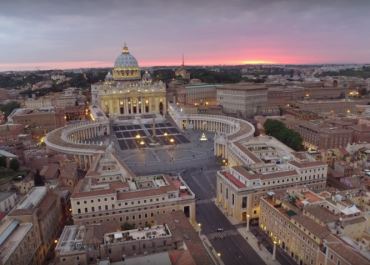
[264,119,304,151]
[0,156,6,168]
[0,101,21,120]
[121,222,136,231]
[9,158,20,171]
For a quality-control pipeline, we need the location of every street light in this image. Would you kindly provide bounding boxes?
[140,140,145,145]
[136,135,141,139]
[246,214,250,232]
[198,223,201,236]
[272,240,277,260]
[217,253,221,260]
[164,132,168,136]
[170,138,174,143]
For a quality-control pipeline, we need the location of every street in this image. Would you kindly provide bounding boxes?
[181,168,266,265]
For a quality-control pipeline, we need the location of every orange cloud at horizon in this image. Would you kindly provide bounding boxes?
[0,55,333,72]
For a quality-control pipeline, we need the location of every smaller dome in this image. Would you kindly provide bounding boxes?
[143,71,151,79]
[142,71,152,83]
[105,71,113,80]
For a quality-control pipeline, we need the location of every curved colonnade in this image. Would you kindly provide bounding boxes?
[169,103,255,158]
[45,104,255,170]
[44,120,110,170]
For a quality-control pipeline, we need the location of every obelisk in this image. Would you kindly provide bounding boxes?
[152,115,156,138]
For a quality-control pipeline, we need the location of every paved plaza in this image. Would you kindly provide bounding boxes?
[116,129,222,175]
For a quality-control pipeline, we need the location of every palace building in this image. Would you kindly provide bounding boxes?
[91,43,167,116]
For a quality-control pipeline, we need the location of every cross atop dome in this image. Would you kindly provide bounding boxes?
[122,42,129,53]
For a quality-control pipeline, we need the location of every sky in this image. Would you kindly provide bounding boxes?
[1,0,370,71]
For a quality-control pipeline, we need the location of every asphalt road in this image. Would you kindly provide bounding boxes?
[181,169,266,265]
[251,227,297,265]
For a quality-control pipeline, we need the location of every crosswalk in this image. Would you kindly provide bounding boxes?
[189,170,217,192]
[206,229,239,239]
[195,198,213,205]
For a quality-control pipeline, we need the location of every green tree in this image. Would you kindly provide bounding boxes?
[264,119,304,151]
[0,156,6,168]
[0,101,21,120]
[34,170,44,186]
[121,222,135,231]
[9,158,20,171]
[360,88,367,96]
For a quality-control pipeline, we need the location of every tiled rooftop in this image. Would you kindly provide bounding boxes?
[222,172,246,188]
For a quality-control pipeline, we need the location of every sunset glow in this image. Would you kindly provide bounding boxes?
[0,0,369,71]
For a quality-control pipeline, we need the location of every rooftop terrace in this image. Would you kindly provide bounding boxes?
[104,225,170,244]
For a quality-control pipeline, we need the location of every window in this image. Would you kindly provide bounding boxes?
[337,261,341,265]
[77,202,80,205]
[330,254,333,260]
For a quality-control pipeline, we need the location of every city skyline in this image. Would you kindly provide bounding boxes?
[1,0,370,71]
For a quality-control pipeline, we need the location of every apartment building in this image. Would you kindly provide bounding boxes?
[65,105,86,121]
[0,192,17,212]
[9,107,65,140]
[216,136,327,223]
[0,210,41,265]
[259,187,370,265]
[281,108,318,121]
[24,97,53,109]
[267,85,352,106]
[55,211,212,265]
[56,89,78,108]
[8,185,64,263]
[184,84,219,105]
[296,100,356,115]
[217,83,268,118]
[70,152,196,228]
[0,124,24,144]
[294,121,353,150]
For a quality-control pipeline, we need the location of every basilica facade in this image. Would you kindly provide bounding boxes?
[91,43,167,116]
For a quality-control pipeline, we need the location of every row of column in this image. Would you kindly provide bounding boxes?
[71,126,101,141]
[105,96,166,115]
[214,143,227,158]
[75,154,92,170]
[190,119,230,134]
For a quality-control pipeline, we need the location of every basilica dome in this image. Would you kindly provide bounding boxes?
[114,43,139,68]
[112,43,141,81]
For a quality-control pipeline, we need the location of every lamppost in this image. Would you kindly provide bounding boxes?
[217,253,221,261]
[272,240,277,261]
[246,214,250,232]
[198,223,201,237]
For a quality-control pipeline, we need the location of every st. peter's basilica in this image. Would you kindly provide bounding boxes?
[91,43,167,117]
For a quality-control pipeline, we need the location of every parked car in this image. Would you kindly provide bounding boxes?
[216,228,224,232]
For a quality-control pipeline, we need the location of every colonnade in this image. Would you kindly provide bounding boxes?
[70,126,102,141]
[74,154,93,170]
[188,119,231,134]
